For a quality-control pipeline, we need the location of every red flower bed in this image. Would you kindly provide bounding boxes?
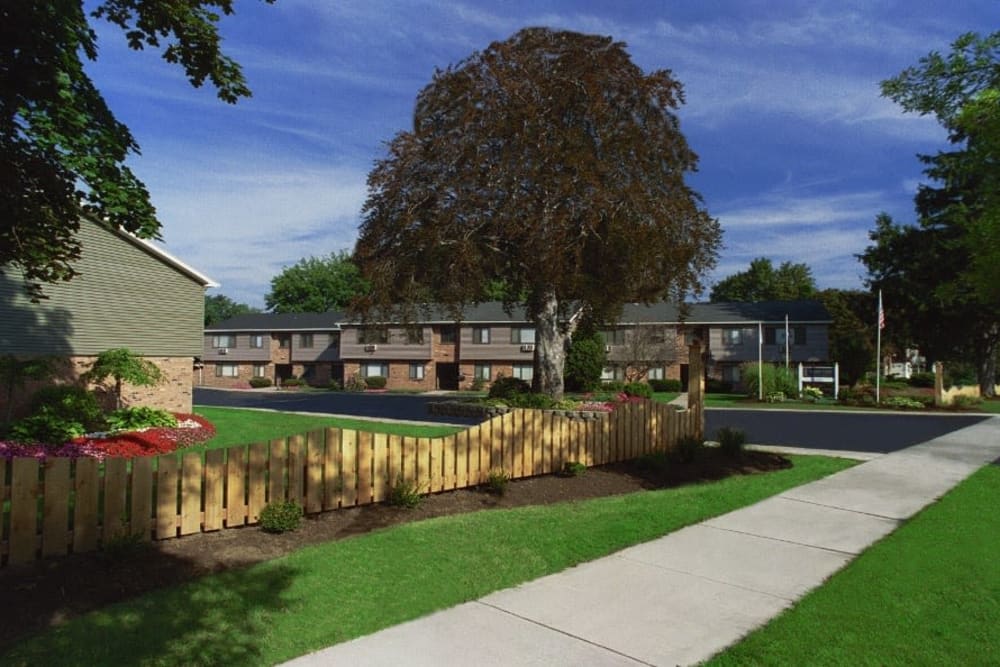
[85,413,217,458]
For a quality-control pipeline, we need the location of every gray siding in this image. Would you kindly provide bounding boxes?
[1,221,206,356]
[459,325,537,361]
[340,326,432,360]
[710,324,829,363]
[202,333,272,361]
[292,332,342,362]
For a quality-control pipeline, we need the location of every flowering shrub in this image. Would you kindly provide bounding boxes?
[0,412,216,460]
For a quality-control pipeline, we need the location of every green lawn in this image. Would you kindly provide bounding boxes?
[192,406,463,452]
[709,463,1000,666]
[2,455,853,667]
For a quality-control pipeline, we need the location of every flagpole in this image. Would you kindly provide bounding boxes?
[876,290,882,403]
[758,321,763,401]
[785,314,790,369]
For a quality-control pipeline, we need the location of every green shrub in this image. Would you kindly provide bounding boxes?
[943,363,977,388]
[908,372,936,388]
[765,391,786,403]
[488,375,531,400]
[601,380,625,392]
[649,378,682,392]
[507,392,557,409]
[364,375,387,389]
[281,378,303,387]
[839,385,876,406]
[470,377,486,392]
[950,394,982,410]
[671,435,702,464]
[565,331,606,392]
[10,410,88,444]
[345,373,367,392]
[560,461,587,477]
[326,380,343,391]
[106,407,177,432]
[882,396,925,410]
[12,385,106,442]
[484,469,510,496]
[705,378,733,393]
[716,426,746,458]
[259,501,303,533]
[248,377,273,388]
[623,382,652,399]
[387,479,424,508]
[740,362,797,399]
[801,386,824,402]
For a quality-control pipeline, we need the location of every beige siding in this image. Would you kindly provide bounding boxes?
[340,326,432,360]
[0,221,206,356]
[459,325,537,361]
[203,333,272,362]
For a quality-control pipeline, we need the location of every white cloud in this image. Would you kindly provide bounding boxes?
[717,191,886,228]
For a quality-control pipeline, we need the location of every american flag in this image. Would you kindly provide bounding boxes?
[878,291,885,330]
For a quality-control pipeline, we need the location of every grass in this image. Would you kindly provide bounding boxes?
[2,455,854,666]
[709,463,1000,665]
[193,406,463,452]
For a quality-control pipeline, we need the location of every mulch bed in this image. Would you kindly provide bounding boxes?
[0,448,790,651]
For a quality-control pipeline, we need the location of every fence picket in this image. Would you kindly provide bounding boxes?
[372,433,388,503]
[323,429,342,510]
[402,436,416,485]
[130,457,153,541]
[341,430,358,506]
[204,449,225,531]
[417,437,430,492]
[429,437,443,493]
[155,455,178,540]
[388,434,402,489]
[357,431,373,505]
[103,457,128,542]
[10,458,40,564]
[231,445,251,526]
[443,434,456,490]
[287,435,305,506]
[306,431,324,513]
[42,458,70,558]
[269,439,287,504]
[180,452,203,536]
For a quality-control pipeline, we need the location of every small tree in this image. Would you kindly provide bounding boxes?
[615,325,679,382]
[0,355,60,424]
[83,348,163,410]
[565,330,606,392]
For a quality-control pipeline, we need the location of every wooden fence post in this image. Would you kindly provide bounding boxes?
[688,341,705,441]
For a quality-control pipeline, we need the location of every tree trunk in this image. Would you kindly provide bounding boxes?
[977,324,999,398]
[534,291,569,400]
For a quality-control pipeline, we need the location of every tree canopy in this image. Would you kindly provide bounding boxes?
[1,0,270,299]
[266,251,368,314]
[709,258,817,302]
[354,28,720,398]
[204,293,260,326]
[865,31,1000,394]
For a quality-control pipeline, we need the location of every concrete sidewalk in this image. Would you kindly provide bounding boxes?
[283,417,1000,667]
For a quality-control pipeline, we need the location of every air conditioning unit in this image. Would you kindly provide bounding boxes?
[604,345,612,353]
[364,344,378,352]
[218,348,228,355]
[520,343,535,352]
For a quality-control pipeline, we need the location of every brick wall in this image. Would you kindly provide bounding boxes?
[197,361,261,388]
[343,360,436,391]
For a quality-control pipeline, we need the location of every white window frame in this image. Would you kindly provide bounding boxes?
[409,363,425,380]
[212,334,236,349]
[361,362,389,378]
[252,363,267,378]
[511,328,536,344]
[473,327,491,344]
[249,334,265,349]
[215,363,239,377]
[474,363,492,381]
[512,363,533,382]
[647,367,665,380]
[601,366,624,381]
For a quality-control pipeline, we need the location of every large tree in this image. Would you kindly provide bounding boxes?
[867,31,1000,395]
[817,289,875,386]
[709,257,817,303]
[354,28,720,399]
[1,0,270,300]
[204,293,260,326]
[266,251,368,314]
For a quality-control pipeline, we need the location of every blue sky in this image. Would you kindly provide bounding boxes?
[84,1,994,308]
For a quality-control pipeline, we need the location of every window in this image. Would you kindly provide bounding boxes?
[361,362,389,378]
[601,329,625,345]
[359,328,389,344]
[647,367,664,380]
[299,333,314,348]
[472,327,491,344]
[765,326,807,346]
[601,366,625,381]
[439,326,456,344]
[405,327,425,345]
[511,328,536,344]
[723,328,743,345]
[215,363,239,377]
[512,363,534,382]
[278,335,290,349]
[249,334,264,349]
[722,365,741,384]
[474,363,492,381]
[409,363,425,380]
[253,363,267,378]
[212,334,236,349]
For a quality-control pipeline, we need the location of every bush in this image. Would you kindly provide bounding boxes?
[765,391,786,403]
[623,382,652,399]
[739,362,797,399]
[944,363,977,388]
[565,331,606,392]
[488,375,531,400]
[601,380,625,392]
[560,461,587,477]
[705,378,733,394]
[387,479,424,508]
[950,394,982,410]
[484,469,510,496]
[326,380,343,391]
[10,411,88,444]
[649,378,682,392]
[801,386,824,402]
[506,392,558,409]
[908,372,936,388]
[364,375,387,389]
[281,378,303,387]
[716,426,746,458]
[106,407,177,432]
[248,377,273,388]
[671,435,702,464]
[839,385,876,406]
[344,373,367,392]
[470,377,487,392]
[259,501,303,533]
[11,385,106,443]
[881,396,925,410]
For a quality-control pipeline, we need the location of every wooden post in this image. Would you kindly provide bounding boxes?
[688,341,705,441]
[934,361,946,407]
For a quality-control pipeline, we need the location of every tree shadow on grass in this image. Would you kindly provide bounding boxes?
[0,551,300,666]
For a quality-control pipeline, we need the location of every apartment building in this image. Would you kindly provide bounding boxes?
[200,300,832,391]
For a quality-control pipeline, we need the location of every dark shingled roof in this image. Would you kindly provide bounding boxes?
[206,300,830,331]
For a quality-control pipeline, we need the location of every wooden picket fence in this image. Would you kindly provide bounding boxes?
[0,402,701,567]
